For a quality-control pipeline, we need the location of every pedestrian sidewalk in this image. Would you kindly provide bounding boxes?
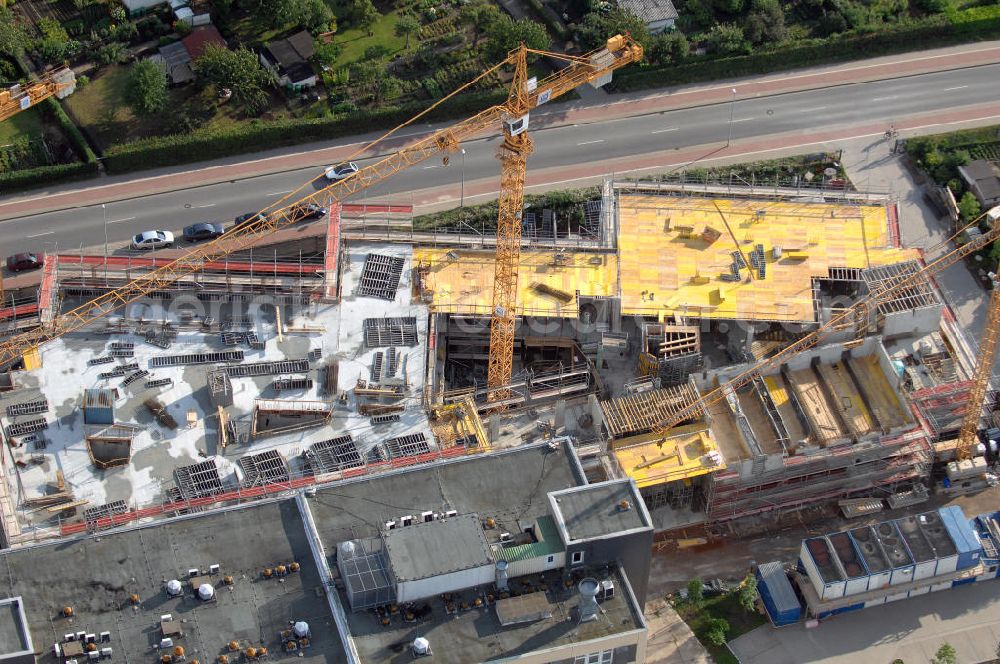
[643,597,712,664]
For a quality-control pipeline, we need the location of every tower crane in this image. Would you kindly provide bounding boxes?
[645,212,1000,463]
[0,37,643,374]
[0,68,76,123]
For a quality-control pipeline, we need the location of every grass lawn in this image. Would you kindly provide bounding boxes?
[674,593,766,664]
[329,10,406,68]
[0,107,46,145]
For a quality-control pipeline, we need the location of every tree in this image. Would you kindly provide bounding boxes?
[356,0,381,37]
[459,4,501,47]
[394,15,419,49]
[0,8,30,58]
[301,0,335,31]
[348,61,400,104]
[649,30,689,66]
[737,573,758,613]
[704,617,729,646]
[482,14,550,62]
[194,44,273,115]
[706,22,748,55]
[313,41,342,68]
[576,8,650,51]
[930,643,957,664]
[744,0,786,45]
[686,577,704,605]
[126,58,168,116]
[958,191,981,221]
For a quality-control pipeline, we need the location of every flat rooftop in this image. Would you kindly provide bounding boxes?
[413,248,617,318]
[384,514,493,582]
[310,443,583,548]
[0,598,29,655]
[613,424,723,488]
[1,243,434,534]
[0,499,344,664]
[550,479,652,543]
[617,194,918,321]
[344,565,644,664]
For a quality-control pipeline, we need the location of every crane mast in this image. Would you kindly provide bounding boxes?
[956,285,1000,460]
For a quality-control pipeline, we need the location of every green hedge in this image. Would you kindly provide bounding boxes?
[0,160,98,191]
[42,97,98,163]
[525,0,571,42]
[103,89,509,174]
[608,6,1000,92]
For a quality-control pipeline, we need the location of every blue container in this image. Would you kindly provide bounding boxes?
[82,388,115,425]
[756,562,802,627]
[938,506,982,571]
[952,577,976,588]
[830,602,865,616]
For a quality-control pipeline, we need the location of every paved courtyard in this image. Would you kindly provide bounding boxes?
[729,579,1000,664]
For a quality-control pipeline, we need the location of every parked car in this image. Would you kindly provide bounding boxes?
[292,203,328,220]
[183,223,225,242]
[325,162,359,181]
[131,230,174,250]
[233,212,269,227]
[5,253,44,272]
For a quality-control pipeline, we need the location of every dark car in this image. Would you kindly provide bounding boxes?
[5,253,44,273]
[183,223,225,242]
[292,203,328,220]
[234,212,269,227]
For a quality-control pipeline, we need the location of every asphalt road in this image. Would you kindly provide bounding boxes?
[3,63,1000,258]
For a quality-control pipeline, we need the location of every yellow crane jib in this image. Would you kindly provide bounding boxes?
[0,37,642,376]
[0,68,76,123]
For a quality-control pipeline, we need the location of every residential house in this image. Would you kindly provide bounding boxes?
[616,0,678,34]
[958,159,1000,209]
[260,30,317,89]
[182,25,227,61]
[151,25,227,85]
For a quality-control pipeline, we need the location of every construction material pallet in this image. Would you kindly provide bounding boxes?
[383,432,430,459]
[150,350,244,368]
[306,435,362,474]
[145,378,173,389]
[98,363,139,379]
[174,460,225,500]
[110,342,134,351]
[271,377,314,391]
[363,317,418,348]
[371,414,401,425]
[227,359,309,377]
[121,370,150,387]
[237,449,290,487]
[6,417,48,437]
[358,253,405,300]
[110,349,135,357]
[88,356,115,366]
[6,398,48,417]
[371,352,383,382]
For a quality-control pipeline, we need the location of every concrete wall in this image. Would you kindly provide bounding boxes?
[566,528,654,606]
[881,305,943,340]
[395,565,494,603]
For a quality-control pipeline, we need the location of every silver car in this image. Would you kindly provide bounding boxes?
[131,230,175,250]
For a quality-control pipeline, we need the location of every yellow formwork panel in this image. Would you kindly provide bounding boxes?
[413,248,617,317]
[618,194,919,322]
[613,424,725,488]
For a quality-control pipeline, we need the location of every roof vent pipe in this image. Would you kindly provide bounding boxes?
[578,578,600,623]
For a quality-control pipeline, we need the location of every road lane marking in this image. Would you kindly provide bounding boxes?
[800,106,828,112]
[422,165,438,169]
[577,139,605,146]
[267,190,292,196]
[195,203,216,208]
[872,95,899,102]
[731,117,754,123]
[651,128,679,134]
[26,231,54,238]
[943,85,968,91]
[107,216,136,224]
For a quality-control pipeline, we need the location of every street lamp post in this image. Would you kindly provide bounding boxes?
[102,203,108,285]
[460,148,466,209]
[727,88,737,148]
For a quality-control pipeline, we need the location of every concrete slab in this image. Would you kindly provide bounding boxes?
[643,597,712,664]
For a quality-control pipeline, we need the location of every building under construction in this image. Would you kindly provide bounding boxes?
[0,179,989,547]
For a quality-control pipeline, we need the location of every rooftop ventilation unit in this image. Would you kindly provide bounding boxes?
[495,561,510,593]
[444,509,457,518]
[411,637,431,657]
[165,580,183,597]
[400,515,413,527]
[578,578,600,623]
[499,532,513,542]
[197,584,215,601]
[385,520,397,530]
[421,511,434,523]
[292,622,310,639]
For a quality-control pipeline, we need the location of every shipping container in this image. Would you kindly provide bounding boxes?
[828,531,869,596]
[894,516,937,581]
[885,590,909,603]
[908,585,930,597]
[756,562,802,627]
[872,520,915,585]
[939,506,982,570]
[863,596,886,608]
[915,510,958,575]
[82,388,115,425]
[800,538,846,600]
[929,581,952,593]
[951,577,976,588]
[849,526,891,591]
